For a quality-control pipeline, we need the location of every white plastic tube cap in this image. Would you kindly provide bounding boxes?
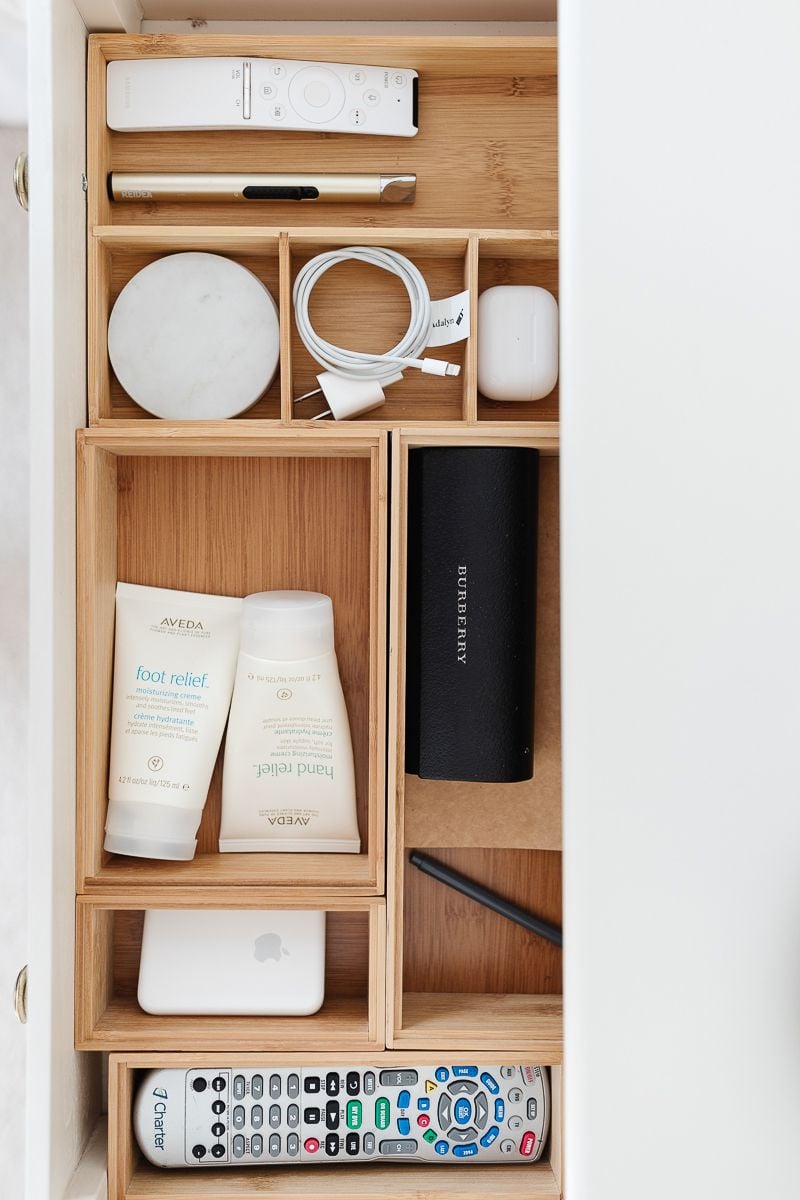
[104,800,199,860]
[240,591,335,661]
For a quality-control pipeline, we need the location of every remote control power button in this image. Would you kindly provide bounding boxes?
[391,71,407,87]
[304,1137,320,1154]
[500,1138,515,1155]
[191,1077,207,1092]
[520,1131,537,1158]
[349,108,366,126]
[363,89,380,106]
[191,1144,206,1160]
[349,69,366,84]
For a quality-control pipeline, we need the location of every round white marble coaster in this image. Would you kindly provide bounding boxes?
[107,252,280,419]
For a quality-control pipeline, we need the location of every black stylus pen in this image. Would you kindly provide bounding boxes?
[409,851,563,948]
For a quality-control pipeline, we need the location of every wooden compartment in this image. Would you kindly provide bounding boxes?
[109,1052,562,1200]
[76,426,387,895]
[387,428,562,1054]
[88,35,557,232]
[76,897,385,1052]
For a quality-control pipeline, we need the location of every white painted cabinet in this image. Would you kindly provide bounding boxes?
[26,2,800,1198]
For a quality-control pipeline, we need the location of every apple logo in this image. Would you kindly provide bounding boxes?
[254,932,291,964]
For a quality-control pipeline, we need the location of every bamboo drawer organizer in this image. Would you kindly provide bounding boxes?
[80,32,563,1200]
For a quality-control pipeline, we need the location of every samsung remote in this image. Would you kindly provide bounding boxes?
[135,1063,549,1167]
[107,58,419,136]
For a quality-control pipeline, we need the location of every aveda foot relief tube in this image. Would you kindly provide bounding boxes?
[104,583,242,860]
[220,591,360,853]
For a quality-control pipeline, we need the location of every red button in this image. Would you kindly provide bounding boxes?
[304,1137,320,1154]
[520,1131,537,1157]
[417,1114,430,1128]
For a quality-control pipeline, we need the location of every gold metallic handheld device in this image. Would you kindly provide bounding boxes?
[109,172,416,204]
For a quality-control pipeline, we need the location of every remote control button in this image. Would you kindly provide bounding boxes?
[325,1133,340,1157]
[435,1068,449,1083]
[325,1072,340,1096]
[232,1136,245,1159]
[508,1116,523,1131]
[380,1139,418,1156]
[380,1070,418,1087]
[475,1093,489,1130]
[304,1107,320,1124]
[211,1122,225,1138]
[397,1089,411,1110]
[391,71,408,87]
[509,1087,523,1104]
[346,1099,362,1129]
[375,1097,390,1130]
[425,1079,438,1095]
[269,1104,281,1129]
[452,1065,479,1078]
[520,1131,537,1158]
[191,1144,206,1160]
[349,108,366,126]
[212,1099,225,1115]
[271,64,285,78]
[417,1097,430,1111]
[287,1104,299,1128]
[417,1114,430,1129]
[450,1126,477,1144]
[251,1105,263,1130]
[232,1106,245,1130]
[192,1077,207,1093]
[269,1134,281,1158]
[495,1099,505,1122]
[363,1071,376,1096]
[453,1142,479,1158]
[233,1075,245,1100]
[435,1139,449,1156]
[500,1067,516,1080]
[423,1128,437,1144]
[346,1071,360,1096]
[211,1144,225,1159]
[326,1101,340,1130]
[363,89,380,106]
[500,1138,515,1155]
[304,1076,321,1094]
[346,1132,360,1156]
[454,1098,472,1126]
[304,80,330,107]
[437,1093,452,1130]
[480,1072,499,1095]
[481,1125,500,1148]
[259,83,278,99]
[527,1098,538,1119]
[449,1080,478,1096]
[269,1074,281,1099]
[212,1076,226,1092]
[363,1132,376,1155]
[304,1137,320,1154]
[252,1134,264,1159]
[270,103,286,121]
[398,1118,410,1136]
[289,67,346,124]
[287,1133,299,1157]
[349,69,366,84]
[287,1073,300,1098]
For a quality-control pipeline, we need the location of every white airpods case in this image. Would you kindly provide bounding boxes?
[477,284,559,402]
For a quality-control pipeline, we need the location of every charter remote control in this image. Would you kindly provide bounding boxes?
[135,1063,549,1167]
[107,58,419,136]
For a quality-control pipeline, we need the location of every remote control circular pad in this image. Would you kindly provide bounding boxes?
[288,67,346,123]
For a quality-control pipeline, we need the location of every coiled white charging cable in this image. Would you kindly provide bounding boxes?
[292,245,461,385]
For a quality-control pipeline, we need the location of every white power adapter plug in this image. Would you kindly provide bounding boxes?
[294,370,405,420]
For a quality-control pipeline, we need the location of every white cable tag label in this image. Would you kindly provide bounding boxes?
[427,290,470,346]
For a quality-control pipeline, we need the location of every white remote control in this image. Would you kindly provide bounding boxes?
[135,1063,549,1167]
[107,58,419,137]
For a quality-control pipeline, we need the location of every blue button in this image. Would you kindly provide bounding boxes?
[480,1125,500,1148]
[435,1068,449,1083]
[397,1090,411,1110]
[452,1066,478,1078]
[417,1098,430,1111]
[435,1140,449,1156]
[398,1118,410,1135]
[453,1143,479,1158]
[454,1098,472,1126]
[495,1099,505,1122]
[480,1072,499,1095]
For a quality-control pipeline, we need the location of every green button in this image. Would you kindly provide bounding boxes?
[423,1129,438,1144]
[346,1100,362,1129]
[375,1097,390,1131]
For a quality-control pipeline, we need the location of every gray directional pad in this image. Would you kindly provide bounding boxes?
[475,1092,489,1130]
[449,1080,479,1096]
[437,1092,452,1130]
[450,1126,478,1143]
